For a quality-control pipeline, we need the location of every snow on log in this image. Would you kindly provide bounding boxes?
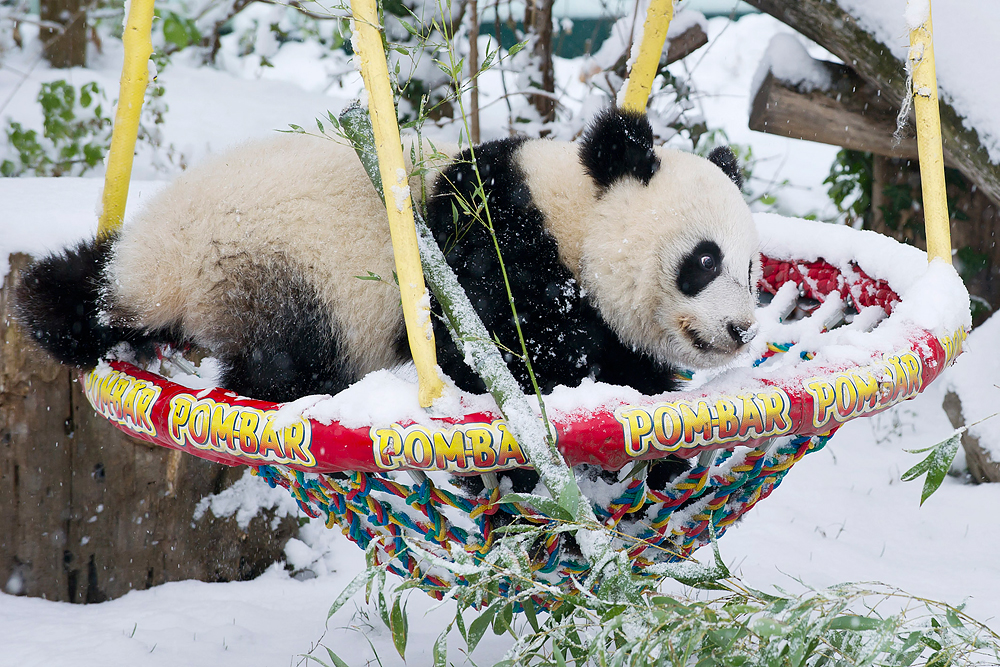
[744,0,1000,206]
[750,55,920,160]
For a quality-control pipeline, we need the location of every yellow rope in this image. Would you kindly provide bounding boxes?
[908,1,953,265]
[351,0,443,407]
[97,0,154,238]
[621,0,674,113]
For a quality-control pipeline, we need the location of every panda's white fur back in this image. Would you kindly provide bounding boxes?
[110,134,406,376]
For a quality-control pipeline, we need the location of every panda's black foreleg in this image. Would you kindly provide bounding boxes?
[208,254,357,404]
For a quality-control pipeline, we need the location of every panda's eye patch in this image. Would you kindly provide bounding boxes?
[677,241,723,297]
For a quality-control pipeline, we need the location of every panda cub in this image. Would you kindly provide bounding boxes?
[14,108,760,403]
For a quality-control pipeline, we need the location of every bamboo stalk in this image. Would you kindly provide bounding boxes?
[620,0,673,112]
[907,1,952,265]
[350,0,444,407]
[97,0,154,238]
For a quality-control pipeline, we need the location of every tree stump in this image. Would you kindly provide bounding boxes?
[1,253,296,602]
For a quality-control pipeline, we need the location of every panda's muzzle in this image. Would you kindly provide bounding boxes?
[727,320,757,346]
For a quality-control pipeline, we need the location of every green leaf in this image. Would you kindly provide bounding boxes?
[751,618,789,637]
[902,432,961,505]
[325,647,350,667]
[522,598,540,632]
[390,596,408,659]
[507,41,527,57]
[492,603,513,636]
[498,493,573,522]
[466,603,498,653]
[432,625,449,667]
[827,615,885,631]
[921,636,943,651]
[327,567,378,620]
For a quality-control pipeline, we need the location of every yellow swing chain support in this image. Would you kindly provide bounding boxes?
[351,0,444,407]
[908,1,953,265]
[97,0,155,239]
[620,0,674,113]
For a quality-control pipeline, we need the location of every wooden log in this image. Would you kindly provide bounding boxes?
[943,391,1000,484]
[743,0,1000,207]
[665,22,709,65]
[1,253,297,601]
[750,63,919,160]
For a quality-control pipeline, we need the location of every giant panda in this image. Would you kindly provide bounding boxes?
[14,108,760,409]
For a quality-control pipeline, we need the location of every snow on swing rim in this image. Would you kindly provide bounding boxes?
[79,214,971,476]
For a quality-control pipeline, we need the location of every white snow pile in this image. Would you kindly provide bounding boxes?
[749,33,833,103]
[757,212,971,338]
[835,0,1000,165]
[192,468,299,530]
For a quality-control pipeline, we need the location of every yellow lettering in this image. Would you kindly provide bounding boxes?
[210,403,239,451]
[496,425,528,467]
[738,395,764,437]
[716,399,739,438]
[282,422,313,466]
[237,411,260,454]
[169,395,193,446]
[680,401,713,443]
[258,418,284,459]
[375,428,402,469]
[806,379,836,427]
[835,375,858,418]
[435,429,469,470]
[404,430,433,468]
[617,408,654,456]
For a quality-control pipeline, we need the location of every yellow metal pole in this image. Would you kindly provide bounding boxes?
[97,0,155,238]
[620,0,674,113]
[351,0,444,407]
[908,1,952,265]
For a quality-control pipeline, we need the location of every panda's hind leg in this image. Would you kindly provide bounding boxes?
[206,253,357,403]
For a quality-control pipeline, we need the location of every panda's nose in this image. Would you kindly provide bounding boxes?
[727,320,756,347]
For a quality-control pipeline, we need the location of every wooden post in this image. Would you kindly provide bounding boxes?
[468,0,480,144]
[527,0,555,122]
[1,255,295,601]
[40,0,87,68]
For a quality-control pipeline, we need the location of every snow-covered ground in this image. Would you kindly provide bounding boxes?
[2,7,999,666]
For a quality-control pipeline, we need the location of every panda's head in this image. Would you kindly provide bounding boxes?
[577,108,761,370]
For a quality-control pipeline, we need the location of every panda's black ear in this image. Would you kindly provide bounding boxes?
[579,107,660,191]
[707,146,743,190]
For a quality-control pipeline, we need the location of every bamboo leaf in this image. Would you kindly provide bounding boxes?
[827,615,885,631]
[498,493,574,522]
[902,432,961,505]
[390,596,408,659]
[325,648,350,667]
[327,568,378,620]
[432,625,449,667]
[466,603,499,653]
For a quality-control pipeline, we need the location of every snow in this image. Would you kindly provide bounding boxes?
[2,5,999,664]
[749,33,832,102]
[835,0,1000,165]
